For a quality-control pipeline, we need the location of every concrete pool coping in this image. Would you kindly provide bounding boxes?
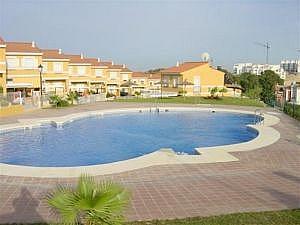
[0,107,280,178]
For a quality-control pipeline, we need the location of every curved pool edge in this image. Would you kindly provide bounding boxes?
[0,107,281,178]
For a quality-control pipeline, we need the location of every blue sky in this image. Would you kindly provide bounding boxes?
[0,0,299,71]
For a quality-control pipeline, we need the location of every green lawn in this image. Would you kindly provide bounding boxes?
[127,209,300,225]
[114,96,265,107]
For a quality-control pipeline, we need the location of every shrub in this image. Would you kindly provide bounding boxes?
[49,95,69,108]
[67,91,79,105]
[218,87,227,97]
[106,92,115,98]
[178,90,187,96]
[283,102,300,121]
[210,87,219,97]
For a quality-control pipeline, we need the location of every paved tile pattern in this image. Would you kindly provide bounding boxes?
[0,103,299,223]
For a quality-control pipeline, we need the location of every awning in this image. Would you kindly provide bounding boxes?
[6,83,33,88]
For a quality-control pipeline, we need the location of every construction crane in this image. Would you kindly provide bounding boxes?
[254,42,270,65]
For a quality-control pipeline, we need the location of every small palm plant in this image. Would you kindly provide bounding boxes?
[218,87,227,97]
[210,87,219,98]
[47,174,130,225]
[67,91,79,105]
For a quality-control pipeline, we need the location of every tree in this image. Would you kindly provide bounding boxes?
[47,174,130,225]
[259,70,283,104]
[0,85,3,94]
[239,72,262,99]
[217,68,235,84]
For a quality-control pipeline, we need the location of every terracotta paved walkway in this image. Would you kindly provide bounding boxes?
[0,103,299,223]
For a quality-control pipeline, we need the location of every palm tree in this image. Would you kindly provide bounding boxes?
[47,174,130,225]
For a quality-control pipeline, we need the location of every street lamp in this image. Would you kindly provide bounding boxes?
[38,64,43,107]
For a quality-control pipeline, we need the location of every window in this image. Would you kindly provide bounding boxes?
[7,57,18,68]
[110,71,117,80]
[122,73,128,81]
[77,66,86,76]
[22,57,35,69]
[141,79,145,85]
[42,63,48,72]
[53,62,63,73]
[95,69,103,77]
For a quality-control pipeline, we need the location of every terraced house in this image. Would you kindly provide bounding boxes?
[131,72,149,94]
[41,49,70,95]
[66,53,92,94]
[85,58,107,94]
[0,37,6,94]
[5,41,42,96]
[107,63,132,96]
[161,61,225,96]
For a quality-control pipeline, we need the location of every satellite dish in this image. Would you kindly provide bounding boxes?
[201,52,210,62]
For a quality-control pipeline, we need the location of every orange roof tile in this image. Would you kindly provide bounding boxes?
[99,61,113,67]
[41,49,69,59]
[132,72,148,78]
[64,54,91,64]
[108,64,132,72]
[6,41,41,53]
[148,72,161,79]
[161,61,208,73]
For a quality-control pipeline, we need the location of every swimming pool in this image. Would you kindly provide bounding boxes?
[0,111,258,167]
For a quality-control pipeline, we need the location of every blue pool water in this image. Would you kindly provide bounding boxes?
[0,111,258,167]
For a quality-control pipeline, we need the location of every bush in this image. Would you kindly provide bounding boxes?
[178,90,187,96]
[283,102,300,121]
[67,91,79,105]
[49,95,69,107]
[245,86,262,99]
[210,87,219,97]
[106,92,115,98]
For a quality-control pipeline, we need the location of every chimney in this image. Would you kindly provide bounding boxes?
[112,61,114,66]
[176,61,179,67]
[58,49,62,54]
[80,53,84,59]
[123,64,126,68]
[97,58,100,62]
[31,41,35,47]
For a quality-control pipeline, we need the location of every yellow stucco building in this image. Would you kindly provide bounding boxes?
[106,63,132,96]
[65,54,92,94]
[41,49,70,95]
[161,61,225,96]
[0,37,6,94]
[5,41,42,96]
[0,37,228,100]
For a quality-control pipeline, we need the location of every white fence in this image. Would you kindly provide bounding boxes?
[77,93,106,104]
[0,91,47,110]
